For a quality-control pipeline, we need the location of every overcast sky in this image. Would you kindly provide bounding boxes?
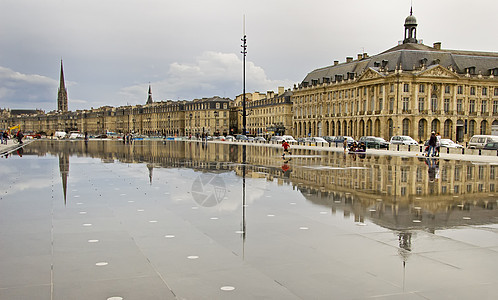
[1,0,497,112]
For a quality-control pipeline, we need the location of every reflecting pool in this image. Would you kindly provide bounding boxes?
[1,140,497,299]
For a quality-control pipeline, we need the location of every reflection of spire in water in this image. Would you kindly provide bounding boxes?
[397,231,412,292]
[147,164,153,185]
[58,152,70,205]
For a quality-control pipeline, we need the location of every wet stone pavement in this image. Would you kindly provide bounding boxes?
[0,140,497,299]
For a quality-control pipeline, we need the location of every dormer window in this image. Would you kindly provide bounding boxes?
[466,66,476,75]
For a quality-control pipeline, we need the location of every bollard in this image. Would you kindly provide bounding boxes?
[479,149,481,156]
[420,145,423,152]
[408,145,411,151]
[462,148,465,155]
[447,147,449,154]
[397,144,400,151]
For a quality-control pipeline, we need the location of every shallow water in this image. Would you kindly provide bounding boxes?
[1,140,497,299]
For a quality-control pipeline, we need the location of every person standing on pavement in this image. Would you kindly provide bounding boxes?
[0,131,3,145]
[435,132,441,157]
[16,131,24,144]
[3,131,9,144]
[427,131,437,157]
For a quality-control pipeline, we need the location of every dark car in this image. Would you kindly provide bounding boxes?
[333,136,356,147]
[358,136,390,149]
[483,142,498,150]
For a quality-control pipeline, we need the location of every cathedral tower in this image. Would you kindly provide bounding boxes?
[57,60,68,112]
[146,84,153,105]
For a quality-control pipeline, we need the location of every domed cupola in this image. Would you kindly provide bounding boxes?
[403,7,418,44]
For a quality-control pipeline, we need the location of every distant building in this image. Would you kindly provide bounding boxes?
[292,8,498,142]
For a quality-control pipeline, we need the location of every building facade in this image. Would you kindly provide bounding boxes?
[292,10,498,142]
[246,87,293,137]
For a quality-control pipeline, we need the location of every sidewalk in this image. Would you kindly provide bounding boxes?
[0,139,31,156]
[201,139,498,163]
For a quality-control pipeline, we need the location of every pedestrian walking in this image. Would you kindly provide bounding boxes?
[3,131,9,144]
[427,131,437,157]
[0,131,3,145]
[282,140,291,157]
[16,131,24,144]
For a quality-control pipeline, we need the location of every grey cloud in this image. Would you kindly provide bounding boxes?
[0,66,58,109]
[120,51,293,103]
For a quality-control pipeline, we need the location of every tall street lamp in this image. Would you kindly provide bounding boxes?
[241,31,247,135]
[214,111,219,136]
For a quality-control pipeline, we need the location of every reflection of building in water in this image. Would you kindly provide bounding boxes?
[25,141,497,228]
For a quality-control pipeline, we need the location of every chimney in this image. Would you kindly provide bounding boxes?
[278,86,284,95]
[433,42,441,50]
[346,57,353,63]
[357,54,362,60]
[363,53,368,58]
[334,60,339,66]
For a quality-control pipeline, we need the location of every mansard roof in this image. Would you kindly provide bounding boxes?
[301,43,498,86]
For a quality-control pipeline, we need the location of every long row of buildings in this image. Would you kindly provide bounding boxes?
[1,9,497,142]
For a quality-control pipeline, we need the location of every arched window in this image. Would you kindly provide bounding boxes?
[431,94,438,112]
[481,120,487,135]
[469,120,476,136]
[402,118,410,136]
[444,119,452,139]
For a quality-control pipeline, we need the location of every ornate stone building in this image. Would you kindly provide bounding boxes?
[292,9,498,142]
[231,87,293,137]
[246,87,293,136]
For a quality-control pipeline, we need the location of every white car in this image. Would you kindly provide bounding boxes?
[390,135,418,145]
[270,136,285,143]
[440,139,463,148]
[305,137,328,144]
[281,135,297,143]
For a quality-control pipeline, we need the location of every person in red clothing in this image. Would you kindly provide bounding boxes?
[282,140,290,157]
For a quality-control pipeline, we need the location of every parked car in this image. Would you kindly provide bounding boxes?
[254,136,266,142]
[358,136,390,149]
[333,136,356,147]
[224,135,235,141]
[305,137,328,144]
[281,135,297,143]
[296,137,306,143]
[390,135,418,145]
[483,142,498,150]
[322,136,336,143]
[235,134,248,141]
[270,136,285,143]
[468,135,498,149]
[440,139,463,148]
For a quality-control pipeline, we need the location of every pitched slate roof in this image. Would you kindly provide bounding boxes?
[301,43,498,86]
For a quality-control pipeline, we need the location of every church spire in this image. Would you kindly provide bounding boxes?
[57,60,68,112]
[146,84,153,104]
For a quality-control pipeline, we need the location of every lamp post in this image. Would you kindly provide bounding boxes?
[214,111,219,136]
[241,32,247,135]
[189,113,193,136]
